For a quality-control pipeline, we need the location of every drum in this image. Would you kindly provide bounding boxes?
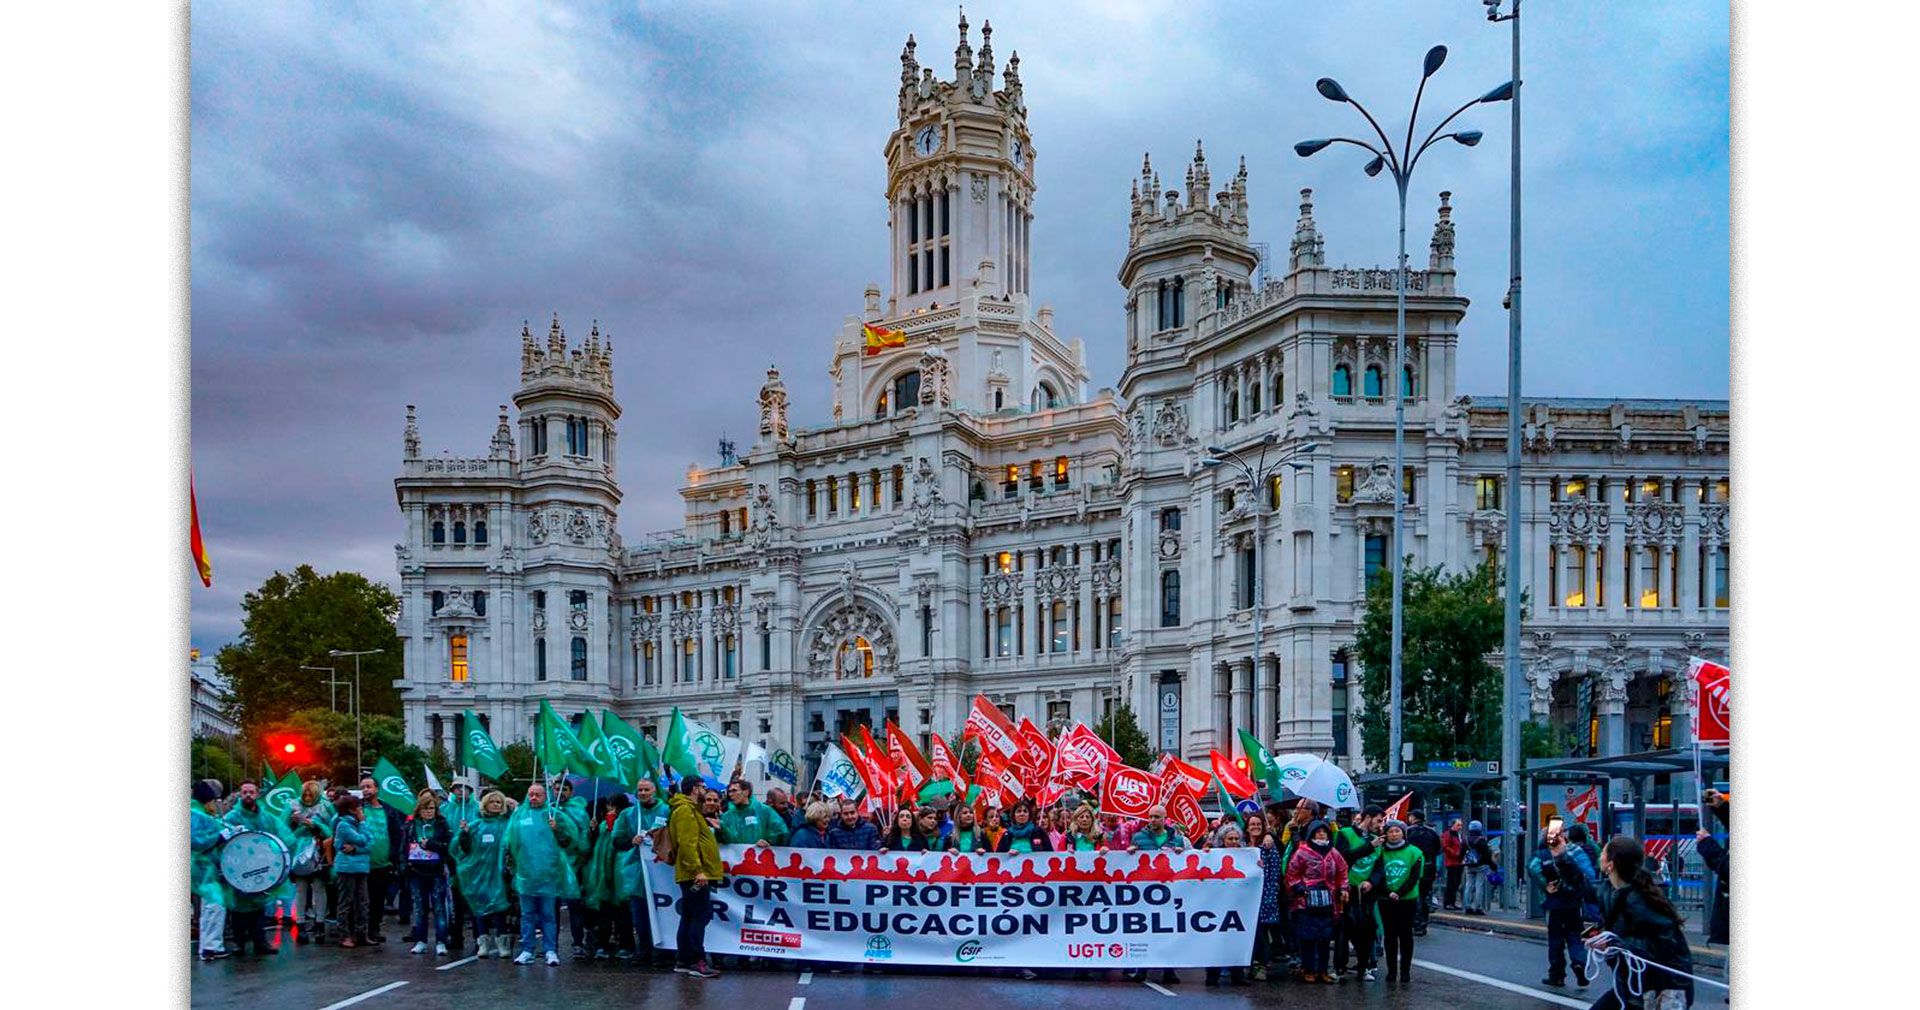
[220,830,291,895]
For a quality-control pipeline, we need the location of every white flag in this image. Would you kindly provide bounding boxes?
[424,765,446,796]
[817,742,866,800]
[744,741,769,767]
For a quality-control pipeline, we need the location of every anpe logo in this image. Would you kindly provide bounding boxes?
[955,940,984,963]
[864,935,894,960]
[739,928,801,950]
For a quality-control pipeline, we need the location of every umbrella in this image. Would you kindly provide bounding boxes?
[1267,752,1324,795]
[563,774,633,804]
[1292,760,1360,811]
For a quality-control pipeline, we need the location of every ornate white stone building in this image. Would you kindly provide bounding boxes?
[392,15,1728,777]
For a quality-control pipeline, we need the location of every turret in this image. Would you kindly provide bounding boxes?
[1289,188,1325,271]
[1428,191,1456,272]
[1119,143,1258,349]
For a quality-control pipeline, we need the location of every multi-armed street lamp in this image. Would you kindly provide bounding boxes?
[1296,46,1513,774]
[328,647,384,775]
[1203,437,1317,750]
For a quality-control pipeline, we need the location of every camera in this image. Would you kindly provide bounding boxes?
[1537,860,1561,885]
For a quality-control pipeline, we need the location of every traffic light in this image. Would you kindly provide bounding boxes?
[265,733,310,766]
[1234,757,1250,774]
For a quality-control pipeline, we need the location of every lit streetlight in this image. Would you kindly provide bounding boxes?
[1297,45,1513,774]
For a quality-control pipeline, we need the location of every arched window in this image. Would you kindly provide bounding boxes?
[1172,276,1186,327]
[1226,388,1240,424]
[535,637,547,681]
[472,591,486,617]
[994,389,1005,410]
[1031,382,1059,410]
[1157,279,1171,329]
[1249,378,1262,415]
[431,591,445,614]
[473,520,487,545]
[1332,365,1352,398]
[1364,365,1384,399]
[571,636,588,681]
[431,521,446,544]
[894,370,921,412]
[1403,365,1417,399]
[874,388,889,420]
[1160,570,1182,627]
[453,521,467,544]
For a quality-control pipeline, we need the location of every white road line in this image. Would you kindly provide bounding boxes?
[1142,981,1178,997]
[1412,960,1587,1008]
[435,955,480,971]
[316,980,410,1010]
[788,998,806,1010]
[797,971,813,984]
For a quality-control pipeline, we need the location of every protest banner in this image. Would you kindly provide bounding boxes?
[644,846,1262,968]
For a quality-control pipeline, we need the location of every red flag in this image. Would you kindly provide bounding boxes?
[1051,723,1116,789]
[1015,718,1055,771]
[1688,657,1731,746]
[1211,749,1257,799]
[977,746,1025,807]
[1567,785,1600,821]
[1100,764,1159,819]
[963,696,1020,759]
[841,733,887,803]
[1383,791,1414,823]
[1165,784,1209,843]
[929,732,969,793]
[855,726,895,806]
[885,721,934,801]
[189,476,213,588]
[1158,756,1213,802]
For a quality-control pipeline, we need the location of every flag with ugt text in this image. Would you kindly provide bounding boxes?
[1100,763,1159,819]
[1159,756,1213,803]
[1688,657,1731,746]
[1050,722,1116,789]
[1166,783,1209,842]
[963,695,1021,759]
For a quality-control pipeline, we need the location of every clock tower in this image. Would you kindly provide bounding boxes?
[885,11,1033,314]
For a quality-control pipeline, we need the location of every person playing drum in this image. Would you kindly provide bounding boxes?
[189,779,232,961]
[222,780,297,955]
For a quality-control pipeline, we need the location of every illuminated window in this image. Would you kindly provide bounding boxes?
[827,476,839,514]
[1269,473,1283,510]
[1594,548,1605,609]
[997,551,1013,573]
[1714,478,1730,503]
[1564,478,1588,500]
[838,635,875,677]
[1564,544,1587,608]
[571,636,587,681]
[1402,467,1417,505]
[1055,456,1071,488]
[1639,479,1662,502]
[1652,712,1673,750]
[1336,466,1355,504]
[1363,365,1384,399]
[449,634,468,682]
[1332,364,1353,398]
[850,474,862,511]
[1028,460,1044,491]
[874,388,889,419]
[1476,475,1502,511]
[1004,464,1020,499]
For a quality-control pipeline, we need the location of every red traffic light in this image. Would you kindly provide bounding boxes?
[282,742,296,754]
[265,733,310,765]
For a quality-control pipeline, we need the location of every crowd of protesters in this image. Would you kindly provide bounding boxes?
[191,772,1720,1005]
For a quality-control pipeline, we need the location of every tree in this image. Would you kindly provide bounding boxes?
[500,741,537,793]
[190,732,249,790]
[1355,559,1513,769]
[216,564,403,732]
[1095,704,1154,770]
[256,706,411,784]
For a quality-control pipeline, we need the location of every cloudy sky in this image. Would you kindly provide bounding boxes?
[188,0,1729,653]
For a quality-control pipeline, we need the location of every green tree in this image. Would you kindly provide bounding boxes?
[190,733,249,790]
[945,731,981,776]
[1355,559,1513,769]
[500,741,537,794]
[215,564,403,732]
[1522,719,1577,760]
[257,706,412,784]
[1095,704,1154,770]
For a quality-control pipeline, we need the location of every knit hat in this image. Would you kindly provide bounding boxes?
[192,779,224,804]
[1384,818,1407,834]
[1467,819,1484,833]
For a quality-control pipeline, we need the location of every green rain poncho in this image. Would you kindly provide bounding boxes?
[222,799,299,914]
[612,800,670,903]
[583,811,621,910]
[189,804,233,907]
[558,795,593,893]
[363,802,394,870]
[506,803,581,900]
[454,812,513,915]
[443,792,480,830]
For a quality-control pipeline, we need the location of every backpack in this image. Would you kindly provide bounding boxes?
[650,825,674,865]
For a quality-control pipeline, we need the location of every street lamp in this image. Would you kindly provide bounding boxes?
[1486,0,1526,911]
[1297,45,1513,775]
[301,664,343,713]
[328,647,383,775]
[1203,439,1318,752]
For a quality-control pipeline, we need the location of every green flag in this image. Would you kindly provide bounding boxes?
[601,710,649,783]
[460,710,509,780]
[261,759,277,784]
[661,708,691,778]
[1213,775,1244,832]
[662,708,727,782]
[373,756,417,816]
[917,779,956,803]
[537,699,595,776]
[637,731,664,784]
[575,710,622,779]
[1237,728,1279,794]
[261,769,302,821]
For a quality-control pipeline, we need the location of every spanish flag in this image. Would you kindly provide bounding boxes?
[862,321,906,357]
[190,475,212,588]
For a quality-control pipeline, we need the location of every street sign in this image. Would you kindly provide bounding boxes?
[1487,761,1501,775]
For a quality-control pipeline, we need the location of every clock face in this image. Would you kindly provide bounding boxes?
[915,125,940,156]
[1010,138,1027,168]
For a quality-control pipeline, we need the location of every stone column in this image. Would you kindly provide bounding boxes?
[1582,539,1598,611]
[1228,659,1251,748]
[1255,654,1278,748]
[1022,549,1040,659]
[1212,663,1231,752]
[1079,554,1097,661]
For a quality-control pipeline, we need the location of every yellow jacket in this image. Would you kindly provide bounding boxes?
[667,793,723,884]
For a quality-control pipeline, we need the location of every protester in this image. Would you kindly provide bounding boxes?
[1204,822,1250,986]
[789,801,833,848]
[943,804,988,854]
[719,779,791,848]
[826,799,881,850]
[1128,805,1188,852]
[994,800,1052,853]
[612,779,671,969]
[766,788,804,833]
[879,807,922,852]
[1064,804,1106,851]
[286,780,335,943]
[981,806,1007,851]
[221,780,296,956]
[331,795,372,949]
[454,789,513,959]
[1044,806,1071,852]
[1440,818,1466,910]
[1462,819,1496,916]
[549,778,597,961]
[667,776,724,979]
[1531,820,1599,988]
[1242,811,1283,981]
[1333,806,1384,981]
[358,776,400,940]
[583,793,633,959]
[441,779,478,952]
[1405,810,1441,936]
[508,782,579,966]
[1585,836,1695,1010]
[1376,819,1425,982]
[1286,818,1346,984]
[190,780,233,961]
[401,790,454,956]
[1694,790,1730,948]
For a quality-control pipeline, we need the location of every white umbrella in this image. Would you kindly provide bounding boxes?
[1293,759,1361,810]
[1268,752,1325,795]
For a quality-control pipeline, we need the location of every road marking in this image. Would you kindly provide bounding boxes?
[788,999,806,1010]
[1142,981,1178,997]
[435,955,479,971]
[317,980,409,1010]
[797,971,813,984]
[1412,960,1587,1008]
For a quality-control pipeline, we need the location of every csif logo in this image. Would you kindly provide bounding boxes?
[383,775,407,796]
[1335,783,1352,802]
[955,940,984,962]
[467,729,495,754]
[263,789,293,815]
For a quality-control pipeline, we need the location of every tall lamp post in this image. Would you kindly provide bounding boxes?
[1297,45,1513,775]
[1203,437,1317,750]
[328,647,383,775]
[302,664,342,712]
[1485,0,1526,911]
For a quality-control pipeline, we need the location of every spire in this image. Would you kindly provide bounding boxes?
[1428,190,1456,270]
[1004,50,1022,105]
[547,312,565,355]
[976,19,995,82]
[954,7,973,82]
[490,404,515,460]
[1188,139,1210,209]
[1290,187,1324,270]
[404,404,419,460]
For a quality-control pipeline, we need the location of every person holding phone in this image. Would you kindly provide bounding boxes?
[667,776,724,979]
[1530,818,1598,988]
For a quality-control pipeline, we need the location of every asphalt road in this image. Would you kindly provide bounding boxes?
[190,919,1728,1010]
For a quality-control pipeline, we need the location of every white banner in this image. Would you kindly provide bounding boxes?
[645,845,1262,968]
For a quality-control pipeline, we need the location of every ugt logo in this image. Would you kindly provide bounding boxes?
[864,934,894,960]
[955,940,983,962]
